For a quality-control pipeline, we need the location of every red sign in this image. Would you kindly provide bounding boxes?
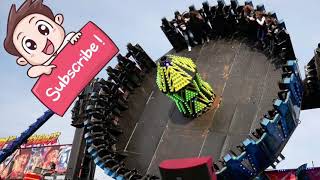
[32,22,119,116]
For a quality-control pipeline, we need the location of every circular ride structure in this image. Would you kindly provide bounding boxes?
[71,1,304,180]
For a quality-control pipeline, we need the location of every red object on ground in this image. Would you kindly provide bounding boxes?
[23,173,42,180]
[159,156,217,180]
[32,21,119,116]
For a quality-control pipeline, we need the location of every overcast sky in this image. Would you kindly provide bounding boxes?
[0,0,320,179]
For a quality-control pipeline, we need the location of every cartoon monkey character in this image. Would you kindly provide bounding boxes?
[4,0,81,78]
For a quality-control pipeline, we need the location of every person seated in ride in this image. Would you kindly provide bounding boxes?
[256,11,267,48]
[226,1,242,34]
[188,10,210,44]
[265,14,279,54]
[173,11,196,51]
[241,5,257,38]
[242,4,254,21]
[201,2,214,24]
[213,0,228,36]
[161,17,189,52]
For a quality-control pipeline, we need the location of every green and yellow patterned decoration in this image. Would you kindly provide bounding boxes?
[156,55,215,118]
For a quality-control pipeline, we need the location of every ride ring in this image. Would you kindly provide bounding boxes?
[72,2,303,180]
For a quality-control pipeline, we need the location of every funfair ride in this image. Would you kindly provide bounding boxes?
[4,0,320,180]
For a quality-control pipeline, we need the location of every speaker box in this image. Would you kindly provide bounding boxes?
[159,156,217,180]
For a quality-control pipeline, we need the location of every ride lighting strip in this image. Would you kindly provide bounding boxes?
[161,2,304,180]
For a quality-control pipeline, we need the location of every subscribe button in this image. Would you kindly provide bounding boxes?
[32,22,119,116]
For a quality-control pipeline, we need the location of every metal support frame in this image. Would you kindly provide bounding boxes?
[65,127,96,180]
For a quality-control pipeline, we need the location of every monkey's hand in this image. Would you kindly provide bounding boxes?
[70,32,82,45]
[27,65,56,78]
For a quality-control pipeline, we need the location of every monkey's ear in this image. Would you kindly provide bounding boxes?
[17,57,28,66]
[55,14,64,25]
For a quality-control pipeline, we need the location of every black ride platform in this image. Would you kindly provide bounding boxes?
[116,38,281,177]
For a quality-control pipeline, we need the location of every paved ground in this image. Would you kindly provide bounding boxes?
[116,38,282,176]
